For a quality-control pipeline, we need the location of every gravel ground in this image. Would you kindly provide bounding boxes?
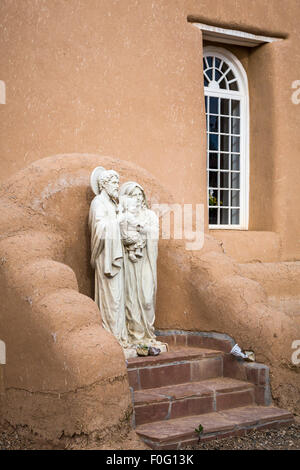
[0,418,299,450]
[183,418,300,450]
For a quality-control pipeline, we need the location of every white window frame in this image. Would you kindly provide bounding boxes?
[204,46,249,230]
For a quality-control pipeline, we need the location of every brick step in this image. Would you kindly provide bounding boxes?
[127,347,223,390]
[136,405,294,450]
[133,377,255,425]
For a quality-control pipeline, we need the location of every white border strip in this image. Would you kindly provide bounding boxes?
[194,23,282,47]
[0,340,6,365]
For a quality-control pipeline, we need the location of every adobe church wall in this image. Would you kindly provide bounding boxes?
[0,0,207,211]
[1,0,300,260]
[1,0,299,262]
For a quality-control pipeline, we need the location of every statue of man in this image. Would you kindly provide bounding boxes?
[89,168,128,347]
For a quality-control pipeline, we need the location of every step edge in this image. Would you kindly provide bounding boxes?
[135,407,294,443]
[127,353,224,370]
[142,417,295,449]
[133,378,254,402]
[134,384,255,405]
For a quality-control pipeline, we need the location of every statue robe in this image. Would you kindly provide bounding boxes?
[123,208,160,345]
[89,190,128,346]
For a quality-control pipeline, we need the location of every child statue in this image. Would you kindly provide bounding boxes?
[118,195,147,263]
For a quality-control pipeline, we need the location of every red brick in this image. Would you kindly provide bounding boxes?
[134,389,165,405]
[216,389,254,411]
[201,337,232,353]
[259,367,269,385]
[187,335,204,348]
[155,335,175,347]
[255,385,268,405]
[191,357,222,381]
[139,362,191,389]
[223,354,247,380]
[135,402,169,425]
[170,396,214,419]
[175,335,187,347]
[245,366,260,384]
[204,377,251,394]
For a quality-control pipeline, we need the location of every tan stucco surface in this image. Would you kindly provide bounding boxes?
[1,0,300,258]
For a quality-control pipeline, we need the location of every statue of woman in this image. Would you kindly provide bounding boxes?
[119,181,166,350]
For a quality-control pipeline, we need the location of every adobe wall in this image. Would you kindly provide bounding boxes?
[1,0,300,260]
[0,154,299,438]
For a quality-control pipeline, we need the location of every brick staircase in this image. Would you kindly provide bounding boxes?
[127,331,294,450]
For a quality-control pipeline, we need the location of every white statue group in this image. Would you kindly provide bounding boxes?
[89,167,167,358]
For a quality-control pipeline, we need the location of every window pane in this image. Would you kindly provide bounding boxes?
[220,135,229,151]
[231,100,240,116]
[215,70,222,81]
[207,57,213,67]
[231,136,240,152]
[231,154,240,171]
[231,118,240,135]
[220,208,229,224]
[221,99,229,115]
[220,117,229,134]
[220,190,229,206]
[226,70,235,82]
[215,58,221,69]
[231,172,240,189]
[209,171,218,188]
[229,80,239,91]
[221,62,228,74]
[205,96,208,111]
[209,97,219,114]
[209,134,219,151]
[220,172,229,188]
[209,208,218,224]
[231,209,240,225]
[209,189,218,206]
[231,190,240,207]
[219,79,227,89]
[206,69,213,80]
[209,115,219,132]
[209,153,218,169]
[220,153,229,170]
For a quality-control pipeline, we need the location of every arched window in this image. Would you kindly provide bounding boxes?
[204,46,249,228]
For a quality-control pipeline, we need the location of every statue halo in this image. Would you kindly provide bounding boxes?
[90,166,106,195]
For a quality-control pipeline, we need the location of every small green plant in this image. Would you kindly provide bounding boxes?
[209,194,217,206]
[209,194,223,207]
[195,424,204,443]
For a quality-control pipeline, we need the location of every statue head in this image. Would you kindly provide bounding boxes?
[98,170,120,199]
[119,195,138,214]
[119,182,148,210]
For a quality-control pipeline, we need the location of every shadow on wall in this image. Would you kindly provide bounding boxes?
[0,153,299,442]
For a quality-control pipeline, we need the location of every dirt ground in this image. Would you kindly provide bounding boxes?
[182,416,300,451]
[0,417,299,450]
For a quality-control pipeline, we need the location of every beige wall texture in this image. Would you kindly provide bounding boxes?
[1,0,300,258]
[0,0,300,443]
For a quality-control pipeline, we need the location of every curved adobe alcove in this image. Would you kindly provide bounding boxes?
[0,154,298,444]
